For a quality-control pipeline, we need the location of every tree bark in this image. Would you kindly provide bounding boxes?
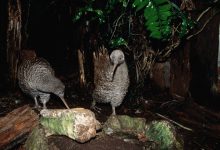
[170,42,191,98]
[78,49,86,88]
[0,105,39,150]
[7,0,22,87]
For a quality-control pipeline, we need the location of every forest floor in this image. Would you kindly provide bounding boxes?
[0,79,220,150]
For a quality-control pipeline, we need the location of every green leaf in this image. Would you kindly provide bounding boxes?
[119,0,129,7]
[144,7,157,18]
[159,4,172,11]
[93,9,105,23]
[134,0,173,40]
[132,0,141,8]
[85,6,94,12]
[188,20,196,29]
[153,0,168,5]
[94,9,103,16]
[110,37,128,48]
[136,0,149,11]
[133,0,149,9]
[73,11,83,22]
[150,31,162,39]
[171,2,195,38]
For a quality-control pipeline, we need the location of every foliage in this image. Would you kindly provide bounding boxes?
[133,0,173,40]
[73,0,194,47]
[73,1,105,23]
[109,37,128,48]
[171,2,195,38]
[72,0,197,99]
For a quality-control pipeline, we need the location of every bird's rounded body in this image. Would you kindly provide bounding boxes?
[18,58,69,109]
[92,48,129,115]
[93,63,129,107]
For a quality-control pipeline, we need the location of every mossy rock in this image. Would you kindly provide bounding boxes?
[145,120,183,150]
[103,115,146,135]
[40,108,101,143]
[40,110,76,140]
[25,108,101,149]
[25,126,50,150]
[103,115,183,149]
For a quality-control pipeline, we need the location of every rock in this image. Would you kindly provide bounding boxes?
[145,120,183,150]
[25,126,50,150]
[103,115,146,135]
[103,115,183,150]
[40,108,101,143]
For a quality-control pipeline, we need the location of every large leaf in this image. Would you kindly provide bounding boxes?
[153,0,168,5]
[133,0,149,11]
[133,0,172,40]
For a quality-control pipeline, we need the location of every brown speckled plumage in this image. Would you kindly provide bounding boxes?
[17,57,70,109]
[92,47,129,115]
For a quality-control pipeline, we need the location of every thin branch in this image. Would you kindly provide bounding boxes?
[156,113,193,131]
[187,10,220,40]
[196,7,212,22]
[187,20,206,39]
[110,13,125,40]
[187,0,220,40]
[196,0,218,21]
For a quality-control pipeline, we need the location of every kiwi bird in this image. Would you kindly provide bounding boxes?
[17,57,70,109]
[92,47,129,115]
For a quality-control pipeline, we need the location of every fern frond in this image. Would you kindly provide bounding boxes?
[133,0,172,40]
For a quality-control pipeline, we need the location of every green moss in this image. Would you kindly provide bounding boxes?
[103,115,121,133]
[145,120,183,150]
[104,116,183,149]
[118,115,146,133]
[25,126,49,150]
[133,118,146,133]
[118,115,133,129]
[40,112,76,139]
[104,115,146,135]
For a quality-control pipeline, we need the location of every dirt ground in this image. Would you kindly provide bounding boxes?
[48,135,144,150]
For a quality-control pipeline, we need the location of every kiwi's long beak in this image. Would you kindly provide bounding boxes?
[60,97,70,109]
[111,63,118,81]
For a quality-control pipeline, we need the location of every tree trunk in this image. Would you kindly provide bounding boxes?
[170,42,191,98]
[78,49,86,88]
[7,0,22,87]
